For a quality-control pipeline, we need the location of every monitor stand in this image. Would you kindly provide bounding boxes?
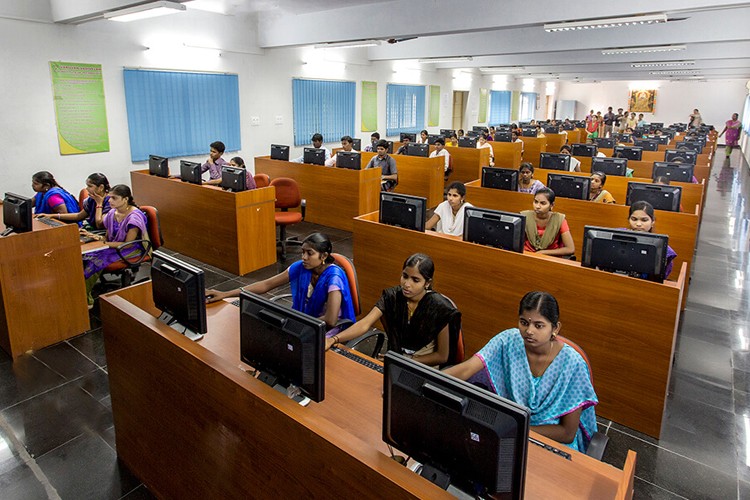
[0,228,14,237]
[158,312,205,342]
[256,372,310,407]
[410,462,477,499]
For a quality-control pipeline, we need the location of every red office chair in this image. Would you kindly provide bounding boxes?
[101,206,163,288]
[78,188,88,210]
[269,177,305,259]
[254,173,270,188]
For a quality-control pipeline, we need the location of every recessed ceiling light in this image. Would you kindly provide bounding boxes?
[545,14,667,32]
[631,61,695,68]
[602,45,686,55]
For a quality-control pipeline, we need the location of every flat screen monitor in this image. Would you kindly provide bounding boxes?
[406,143,430,157]
[633,139,659,152]
[379,192,426,232]
[581,226,670,283]
[670,123,687,132]
[626,182,682,212]
[148,155,169,177]
[239,291,326,403]
[593,138,614,149]
[675,141,703,154]
[543,126,559,134]
[613,146,642,161]
[494,132,512,142]
[2,192,33,236]
[632,128,646,138]
[463,207,526,253]
[650,135,670,145]
[151,250,207,340]
[458,136,477,148]
[336,151,361,170]
[440,129,456,138]
[562,122,575,130]
[220,166,247,192]
[521,127,537,137]
[547,174,591,200]
[664,149,697,165]
[614,133,632,143]
[591,157,627,176]
[472,126,488,133]
[179,160,202,185]
[372,140,394,153]
[496,124,512,130]
[270,144,290,161]
[303,147,326,165]
[539,153,571,171]
[400,132,417,143]
[571,143,597,157]
[383,352,529,498]
[465,130,479,138]
[481,167,518,191]
[651,122,664,129]
[652,162,695,183]
[427,134,441,145]
[352,138,362,151]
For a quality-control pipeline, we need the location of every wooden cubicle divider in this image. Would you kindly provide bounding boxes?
[544,133,567,154]
[519,136,548,168]
[490,141,522,169]
[444,146,491,184]
[358,152,444,208]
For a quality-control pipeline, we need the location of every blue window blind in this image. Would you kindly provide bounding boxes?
[520,92,538,121]
[292,79,355,147]
[489,91,511,125]
[386,84,425,136]
[123,69,240,162]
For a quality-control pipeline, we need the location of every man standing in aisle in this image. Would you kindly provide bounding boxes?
[603,107,616,138]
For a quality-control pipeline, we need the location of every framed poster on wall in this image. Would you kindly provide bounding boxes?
[628,89,656,113]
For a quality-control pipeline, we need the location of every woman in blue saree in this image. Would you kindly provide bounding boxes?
[444,291,598,452]
[31,171,79,217]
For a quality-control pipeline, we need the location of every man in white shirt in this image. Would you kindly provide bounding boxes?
[429,137,450,172]
[324,135,355,167]
[291,133,331,163]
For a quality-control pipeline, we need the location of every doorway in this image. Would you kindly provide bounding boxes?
[452,91,469,131]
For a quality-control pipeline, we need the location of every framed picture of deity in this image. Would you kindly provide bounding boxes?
[628,89,656,113]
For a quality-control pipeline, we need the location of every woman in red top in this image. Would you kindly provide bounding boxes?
[521,188,575,257]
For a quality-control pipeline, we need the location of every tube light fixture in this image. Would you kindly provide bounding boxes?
[649,70,701,75]
[104,1,186,22]
[479,66,527,73]
[313,40,382,49]
[545,14,667,32]
[631,61,695,68]
[418,57,473,63]
[602,45,686,55]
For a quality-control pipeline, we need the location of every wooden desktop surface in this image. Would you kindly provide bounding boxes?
[353,213,686,439]
[101,281,635,499]
[131,170,277,276]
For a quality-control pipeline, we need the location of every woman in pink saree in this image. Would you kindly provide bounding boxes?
[719,113,742,157]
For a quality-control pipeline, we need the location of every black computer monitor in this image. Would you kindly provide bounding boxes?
[652,162,695,183]
[591,157,627,176]
[148,155,169,177]
[650,122,664,129]
[481,167,518,191]
[632,128,646,138]
[671,123,687,132]
[581,226,670,283]
[270,144,290,161]
[521,127,537,137]
[496,124,512,131]
[383,351,529,498]
[539,153,571,171]
[463,207,526,253]
[494,132,512,142]
[614,133,632,144]
[220,166,247,192]
[543,126,558,135]
[372,140,394,153]
[379,192,426,232]
[465,130,479,138]
[547,173,591,200]
[239,291,326,403]
[664,149,697,165]
[626,182,682,212]
[400,132,417,143]
[440,129,456,138]
[352,138,362,151]
[179,160,202,185]
[675,141,703,154]
[406,143,430,157]
[303,147,326,165]
[613,146,642,161]
[151,250,207,341]
[472,126,489,133]
[427,134,441,145]
[651,135,670,145]
[458,136,477,148]
[571,143,597,157]
[2,192,33,236]
[336,151,361,170]
[562,122,575,131]
[593,138,614,149]
[633,139,659,152]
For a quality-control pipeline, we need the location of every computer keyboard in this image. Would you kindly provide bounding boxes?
[528,437,571,460]
[80,235,98,244]
[37,217,64,227]
[230,299,240,307]
[331,346,383,374]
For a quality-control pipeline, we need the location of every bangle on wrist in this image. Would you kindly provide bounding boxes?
[96,206,103,209]
[332,335,339,345]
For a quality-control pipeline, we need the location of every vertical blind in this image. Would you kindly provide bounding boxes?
[386,84,425,136]
[292,79,355,146]
[123,69,240,162]
[520,92,538,121]
[489,91,511,125]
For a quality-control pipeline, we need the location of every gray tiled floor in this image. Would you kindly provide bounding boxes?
[0,147,746,498]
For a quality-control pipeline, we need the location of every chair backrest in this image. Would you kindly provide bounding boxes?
[139,206,164,250]
[269,177,301,210]
[78,188,88,210]
[331,253,360,316]
[440,294,464,366]
[557,335,593,385]
[254,173,270,188]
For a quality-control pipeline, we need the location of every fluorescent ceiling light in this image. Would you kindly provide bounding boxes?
[649,70,701,75]
[631,61,695,68]
[104,1,186,22]
[480,66,527,73]
[418,57,473,63]
[314,40,381,49]
[602,45,686,55]
[545,14,667,32]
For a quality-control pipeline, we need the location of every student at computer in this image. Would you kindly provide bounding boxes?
[201,141,230,185]
[426,182,473,236]
[325,136,356,166]
[205,233,356,333]
[363,132,380,152]
[447,133,459,147]
[518,163,545,195]
[291,133,331,163]
[31,171,80,216]
[521,188,575,257]
[559,145,581,172]
[365,139,398,191]
[627,201,677,279]
[395,135,411,155]
[417,129,429,144]
[457,129,465,138]
[512,130,525,157]
[443,291,598,452]
[38,172,111,229]
[637,114,647,128]
[325,253,460,368]
[589,172,616,204]
[476,133,495,167]
[228,157,258,189]
[487,126,496,141]
[429,137,451,173]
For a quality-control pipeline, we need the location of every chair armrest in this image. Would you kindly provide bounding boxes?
[345,330,385,359]
[114,239,152,266]
[269,294,292,303]
[585,432,609,461]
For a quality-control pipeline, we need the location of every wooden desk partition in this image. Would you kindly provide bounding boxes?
[101,282,635,499]
[254,157,381,232]
[0,219,90,357]
[444,146,491,184]
[131,171,276,276]
[520,136,548,168]
[544,133,567,154]
[490,141,522,169]
[359,152,444,208]
[353,213,686,439]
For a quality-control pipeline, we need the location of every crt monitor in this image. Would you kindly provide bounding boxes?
[406,143,430,157]
[593,138,614,149]
[481,167,518,191]
[521,127,537,137]
[336,151,361,170]
[633,139,659,152]
[591,157,627,177]
[379,192,426,232]
[151,250,208,341]
[652,162,695,183]
[613,146,642,161]
[571,143,597,157]
[270,144,290,161]
[458,136,478,148]
[220,166,247,192]
[581,226,670,283]
[383,351,529,498]
[239,290,326,403]
[351,138,362,151]
[675,141,703,154]
[2,192,33,236]
[626,182,682,212]
[179,160,202,185]
[547,173,591,201]
[539,153,571,171]
[148,155,169,177]
[664,149,697,165]
[494,132,512,142]
[400,132,417,143]
[463,207,526,253]
[303,147,326,165]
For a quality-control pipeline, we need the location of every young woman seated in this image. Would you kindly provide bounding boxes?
[558,145,581,172]
[426,182,473,236]
[325,253,461,368]
[627,201,677,279]
[588,171,616,204]
[476,133,495,166]
[522,188,575,257]
[206,233,355,333]
[443,291,598,452]
[517,162,545,195]
[37,173,111,229]
[31,171,79,216]
[228,157,258,189]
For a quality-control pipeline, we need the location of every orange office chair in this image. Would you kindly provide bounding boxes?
[102,206,164,288]
[254,173,270,188]
[269,177,305,259]
[78,188,89,210]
